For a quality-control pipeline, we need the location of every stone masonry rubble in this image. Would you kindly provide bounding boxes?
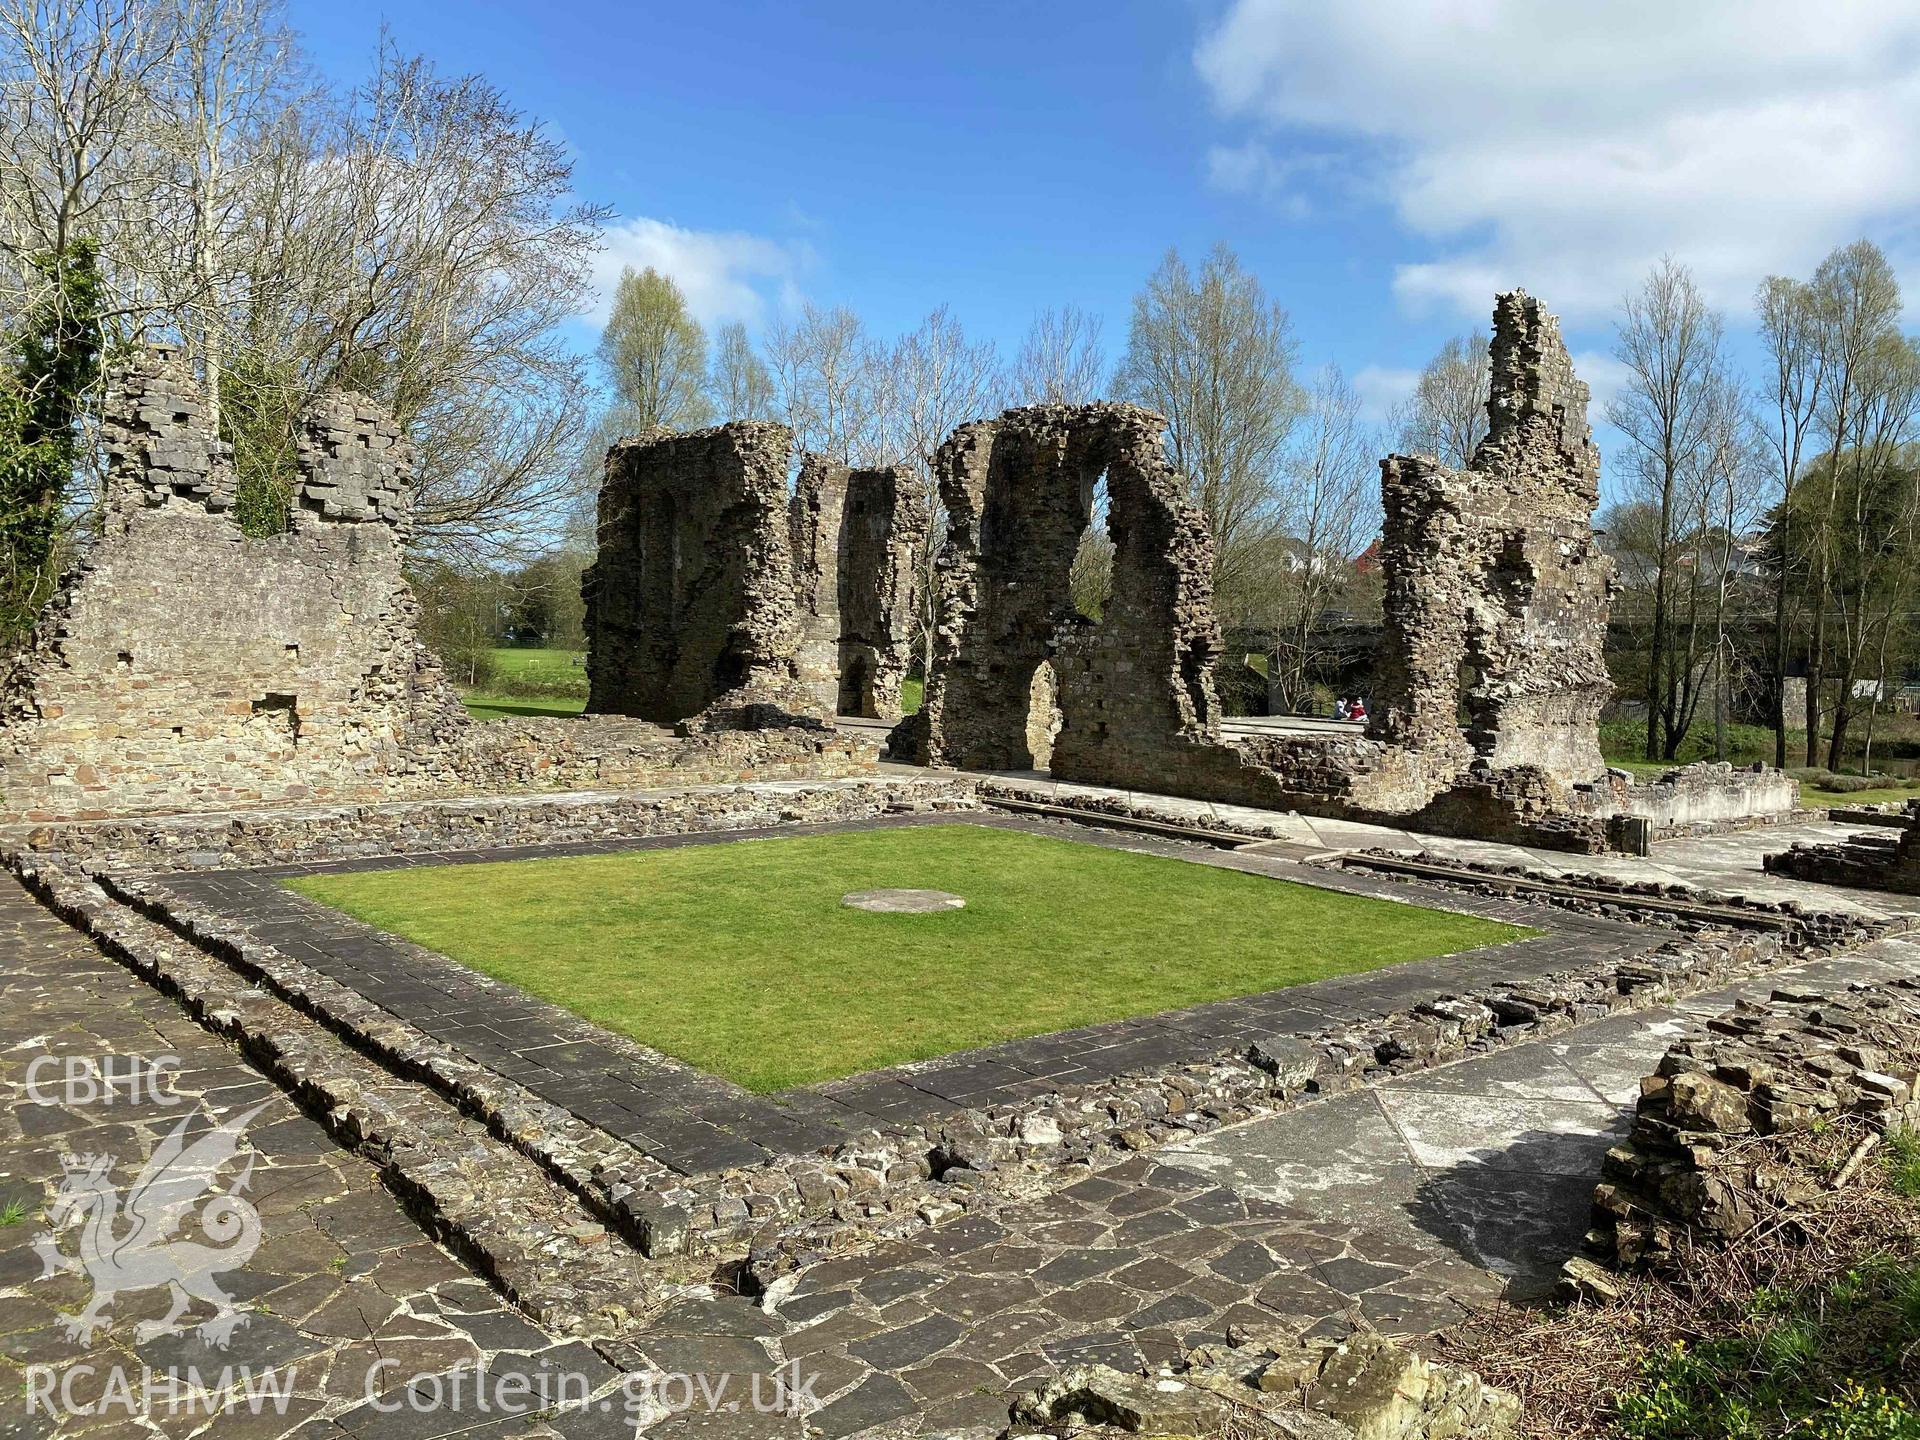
[0,350,871,822]
[1572,979,1920,1283]
[893,295,1788,853]
[1766,802,1920,895]
[586,425,923,727]
[1011,1332,1520,1440]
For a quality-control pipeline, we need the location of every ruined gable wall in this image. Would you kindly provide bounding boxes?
[889,415,1085,768]
[583,422,808,724]
[0,348,465,821]
[837,465,925,721]
[1368,291,1612,790]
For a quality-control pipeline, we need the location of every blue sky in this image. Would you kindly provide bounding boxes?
[288,1,1920,504]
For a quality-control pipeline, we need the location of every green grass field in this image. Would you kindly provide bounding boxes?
[287,824,1527,1091]
[459,647,926,721]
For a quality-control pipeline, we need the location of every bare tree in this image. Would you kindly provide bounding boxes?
[0,0,180,322]
[232,41,607,555]
[709,319,773,422]
[1804,240,1908,767]
[765,302,878,465]
[149,0,297,435]
[1755,273,1828,768]
[1115,244,1303,627]
[1010,304,1104,406]
[1269,364,1376,711]
[871,304,1001,673]
[1393,331,1489,469]
[597,265,710,432]
[1608,257,1730,761]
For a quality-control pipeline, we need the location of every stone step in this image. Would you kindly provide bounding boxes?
[8,856,697,1344]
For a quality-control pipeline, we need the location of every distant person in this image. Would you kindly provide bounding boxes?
[1332,696,1350,720]
[1349,698,1369,722]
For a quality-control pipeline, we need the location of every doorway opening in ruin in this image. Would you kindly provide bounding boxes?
[1025,660,1063,772]
[1070,472,1113,621]
[838,649,875,717]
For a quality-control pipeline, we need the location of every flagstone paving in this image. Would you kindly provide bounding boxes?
[9,854,1920,1438]
[0,875,627,1440]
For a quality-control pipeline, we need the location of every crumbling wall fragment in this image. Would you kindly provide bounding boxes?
[890,403,1222,773]
[788,455,848,715]
[1371,291,1614,786]
[0,346,465,819]
[583,422,822,725]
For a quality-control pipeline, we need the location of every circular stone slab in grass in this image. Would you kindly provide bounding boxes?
[841,888,966,914]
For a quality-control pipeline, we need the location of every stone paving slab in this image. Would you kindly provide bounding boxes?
[0,874,664,1440]
[148,815,1658,1180]
[692,936,1920,1437]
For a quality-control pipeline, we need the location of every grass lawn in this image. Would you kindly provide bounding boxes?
[286,824,1529,1092]
[491,647,589,693]
[461,692,586,720]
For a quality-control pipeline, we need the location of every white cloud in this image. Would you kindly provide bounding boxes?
[588,218,811,328]
[1195,0,1920,319]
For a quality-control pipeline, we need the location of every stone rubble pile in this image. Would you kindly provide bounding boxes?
[1571,978,1920,1288]
[1007,1330,1517,1440]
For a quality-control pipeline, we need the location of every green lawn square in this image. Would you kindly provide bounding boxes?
[286,824,1530,1092]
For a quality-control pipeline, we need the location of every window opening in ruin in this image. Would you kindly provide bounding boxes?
[1025,660,1063,772]
[1070,471,1113,620]
[115,651,132,671]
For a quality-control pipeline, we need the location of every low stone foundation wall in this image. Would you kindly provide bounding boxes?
[1606,761,1800,833]
[1,773,974,869]
[1340,850,1899,949]
[1765,823,1920,897]
[1571,979,1920,1286]
[31,842,1830,1282]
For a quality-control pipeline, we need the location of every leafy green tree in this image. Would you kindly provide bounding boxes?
[597,267,711,431]
[1,239,103,641]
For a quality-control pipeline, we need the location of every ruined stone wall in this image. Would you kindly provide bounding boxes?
[583,422,816,724]
[0,353,876,824]
[1371,291,1613,786]
[788,456,847,716]
[0,347,468,820]
[890,404,1225,774]
[890,414,1089,768]
[1766,808,1920,895]
[836,465,925,720]
[787,458,924,721]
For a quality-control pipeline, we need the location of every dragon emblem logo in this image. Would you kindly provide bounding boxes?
[32,1103,268,1347]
